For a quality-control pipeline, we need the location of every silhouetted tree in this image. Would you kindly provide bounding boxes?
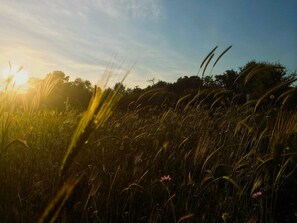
[68,78,93,109]
[215,70,239,92]
[169,76,202,95]
[237,61,290,99]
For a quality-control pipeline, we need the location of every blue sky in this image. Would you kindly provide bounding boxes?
[0,0,296,87]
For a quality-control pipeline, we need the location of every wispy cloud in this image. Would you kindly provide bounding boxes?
[90,0,164,19]
[124,0,164,18]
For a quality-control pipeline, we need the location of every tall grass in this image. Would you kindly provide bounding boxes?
[0,61,296,222]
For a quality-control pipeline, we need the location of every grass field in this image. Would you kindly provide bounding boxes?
[0,72,297,223]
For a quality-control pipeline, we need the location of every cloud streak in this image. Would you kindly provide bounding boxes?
[91,0,164,18]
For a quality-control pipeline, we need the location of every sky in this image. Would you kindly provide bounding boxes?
[0,0,296,88]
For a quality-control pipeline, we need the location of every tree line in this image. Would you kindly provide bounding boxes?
[25,60,297,112]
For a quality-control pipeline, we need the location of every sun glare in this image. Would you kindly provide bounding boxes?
[1,63,30,92]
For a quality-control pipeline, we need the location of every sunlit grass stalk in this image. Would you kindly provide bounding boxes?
[0,78,17,156]
[59,86,122,179]
[38,176,82,223]
[59,65,130,179]
[22,72,59,114]
[270,109,297,159]
[38,65,129,222]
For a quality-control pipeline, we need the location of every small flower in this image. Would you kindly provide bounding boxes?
[160,175,172,183]
[270,95,275,100]
[252,191,262,199]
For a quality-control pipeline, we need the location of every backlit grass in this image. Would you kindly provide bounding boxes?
[0,61,296,222]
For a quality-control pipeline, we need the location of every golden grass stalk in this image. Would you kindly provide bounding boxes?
[59,66,129,178]
[38,176,82,223]
[177,213,195,223]
[22,72,60,114]
[254,78,296,111]
[234,63,258,84]
[0,76,18,155]
[59,86,121,178]
[270,109,297,159]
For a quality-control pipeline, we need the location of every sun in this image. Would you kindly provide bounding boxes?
[1,63,30,92]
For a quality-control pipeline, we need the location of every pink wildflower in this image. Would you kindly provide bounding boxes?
[252,191,262,199]
[160,175,172,183]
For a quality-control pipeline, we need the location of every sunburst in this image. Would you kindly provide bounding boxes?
[1,63,30,92]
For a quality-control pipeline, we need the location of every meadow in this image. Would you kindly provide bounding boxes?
[0,61,296,223]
